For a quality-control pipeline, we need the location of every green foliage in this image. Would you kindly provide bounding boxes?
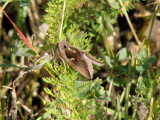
[105,47,130,87]
[105,56,113,68]
[62,26,92,51]
[136,48,157,72]
[115,48,128,62]
[39,0,158,119]
[153,96,160,119]
[42,0,159,118]
[2,0,160,119]
[44,0,64,43]
[104,46,158,119]
[14,41,36,57]
[42,0,110,119]
[67,0,140,44]
[135,76,151,97]
[42,73,109,119]
[41,36,108,118]
[44,0,88,44]
[105,47,156,92]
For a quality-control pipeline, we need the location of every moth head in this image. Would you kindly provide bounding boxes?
[63,45,67,49]
[57,39,78,59]
[57,39,69,50]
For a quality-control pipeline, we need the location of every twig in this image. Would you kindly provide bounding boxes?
[30,0,40,26]
[17,101,34,118]
[10,88,17,120]
[148,98,153,120]
[118,0,143,51]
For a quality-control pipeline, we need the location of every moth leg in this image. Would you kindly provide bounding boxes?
[68,58,75,61]
[61,58,67,73]
[57,55,67,73]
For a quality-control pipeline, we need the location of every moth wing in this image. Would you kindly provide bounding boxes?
[64,47,93,79]
[82,52,103,66]
[81,55,94,79]
[57,40,93,79]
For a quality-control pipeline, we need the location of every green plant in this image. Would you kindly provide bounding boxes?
[40,0,158,119]
[40,0,109,119]
[1,0,160,119]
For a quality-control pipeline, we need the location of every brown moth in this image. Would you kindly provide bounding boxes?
[57,39,103,79]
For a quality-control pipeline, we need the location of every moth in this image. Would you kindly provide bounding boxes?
[57,39,103,79]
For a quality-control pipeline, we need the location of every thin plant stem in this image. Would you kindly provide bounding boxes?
[106,77,114,119]
[147,5,158,47]
[101,17,115,58]
[148,98,153,120]
[131,107,136,119]
[2,0,10,9]
[124,53,132,119]
[104,30,115,58]
[118,0,143,51]
[59,1,65,39]
[117,95,122,120]
[17,104,25,120]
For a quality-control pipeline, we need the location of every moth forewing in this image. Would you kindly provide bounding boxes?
[81,55,94,79]
[73,56,93,79]
[82,52,103,66]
